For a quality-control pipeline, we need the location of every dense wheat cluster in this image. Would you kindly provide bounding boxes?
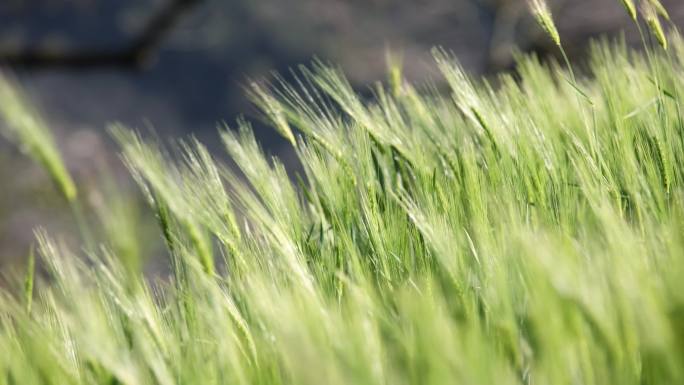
[1,1,683,384]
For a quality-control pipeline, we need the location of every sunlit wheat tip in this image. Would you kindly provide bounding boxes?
[528,0,561,47]
[0,75,77,201]
[386,50,404,97]
[619,0,637,21]
[250,82,297,147]
[642,2,668,50]
[647,0,671,21]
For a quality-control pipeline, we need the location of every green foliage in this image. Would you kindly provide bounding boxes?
[2,9,684,384]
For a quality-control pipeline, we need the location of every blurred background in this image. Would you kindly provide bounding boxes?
[1,0,683,270]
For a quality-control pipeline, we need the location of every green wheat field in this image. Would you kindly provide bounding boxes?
[1,1,684,384]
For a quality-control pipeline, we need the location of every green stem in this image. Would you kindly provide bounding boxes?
[559,44,596,158]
